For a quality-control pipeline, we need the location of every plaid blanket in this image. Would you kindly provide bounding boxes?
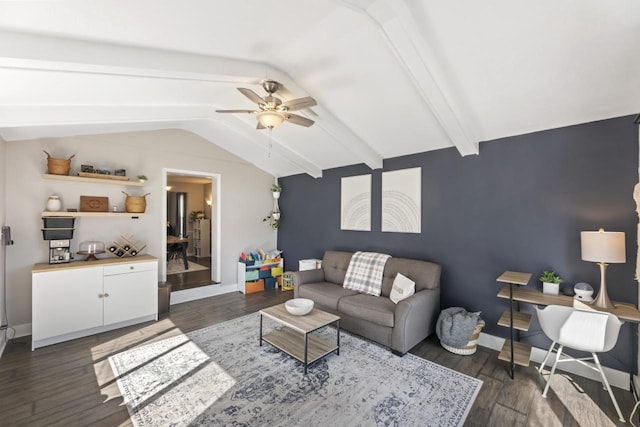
[343,251,392,296]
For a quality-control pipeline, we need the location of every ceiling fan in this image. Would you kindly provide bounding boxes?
[216,80,317,129]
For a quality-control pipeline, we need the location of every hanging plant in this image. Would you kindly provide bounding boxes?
[271,183,282,193]
[262,213,279,230]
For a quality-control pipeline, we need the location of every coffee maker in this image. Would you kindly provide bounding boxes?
[49,239,71,264]
[42,217,75,264]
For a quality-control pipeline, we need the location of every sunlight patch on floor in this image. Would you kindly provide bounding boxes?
[104,328,236,425]
[543,371,617,426]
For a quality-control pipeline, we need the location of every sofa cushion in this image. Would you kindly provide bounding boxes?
[390,272,415,304]
[338,294,396,327]
[380,257,441,296]
[322,251,354,284]
[298,282,358,311]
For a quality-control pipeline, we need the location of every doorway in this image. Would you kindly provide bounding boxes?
[162,168,221,292]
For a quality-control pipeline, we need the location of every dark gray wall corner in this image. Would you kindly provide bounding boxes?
[278,115,638,372]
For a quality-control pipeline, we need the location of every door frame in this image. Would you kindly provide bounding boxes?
[162,168,221,284]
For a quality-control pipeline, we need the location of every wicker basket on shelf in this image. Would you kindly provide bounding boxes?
[441,322,484,356]
[122,191,150,213]
[44,150,75,176]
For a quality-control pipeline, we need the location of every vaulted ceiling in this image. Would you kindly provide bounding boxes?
[1,1,639,178]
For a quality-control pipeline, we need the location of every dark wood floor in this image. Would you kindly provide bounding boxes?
[0,290,636,426]
[166,255,216,291]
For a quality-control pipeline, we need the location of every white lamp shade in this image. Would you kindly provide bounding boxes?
[580,229,626,263]
[257,111,285,128]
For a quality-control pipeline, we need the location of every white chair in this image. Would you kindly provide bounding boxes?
[533,305,625,422]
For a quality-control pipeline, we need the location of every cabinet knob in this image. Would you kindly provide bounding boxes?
[104,293,110,297]
[98,293,103,298]
[130,266,134,270]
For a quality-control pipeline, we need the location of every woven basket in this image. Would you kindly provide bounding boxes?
[441,322,484,356]
[44,150,75,175]
[122,191,150,213]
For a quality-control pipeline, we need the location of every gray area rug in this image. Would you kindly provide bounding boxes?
[110,313,482,426]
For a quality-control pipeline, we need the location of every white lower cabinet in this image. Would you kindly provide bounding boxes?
[32,256,158,350]
[103,262,157,325]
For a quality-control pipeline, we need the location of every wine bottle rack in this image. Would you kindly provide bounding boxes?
[108,234,146,258]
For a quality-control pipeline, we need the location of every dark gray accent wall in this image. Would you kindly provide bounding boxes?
[279,115,638,373]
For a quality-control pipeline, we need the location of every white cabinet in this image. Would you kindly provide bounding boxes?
[32,267,103,342]
[193,219,210,258]
[103,261,157,325]
[32,256,158,350]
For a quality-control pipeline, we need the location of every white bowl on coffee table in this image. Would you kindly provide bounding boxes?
[285,298,314,316]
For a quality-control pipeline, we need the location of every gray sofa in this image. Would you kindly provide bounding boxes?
[292,251,441,355]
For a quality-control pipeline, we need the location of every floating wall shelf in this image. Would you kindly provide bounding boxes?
[42,211,144,218]
[42,174,146,187]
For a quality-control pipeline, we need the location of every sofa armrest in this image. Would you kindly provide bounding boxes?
[291,269,326,297]
[391,288,440,354]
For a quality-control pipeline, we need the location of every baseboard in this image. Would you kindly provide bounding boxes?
[477,332,630,391]
[170,283,238,305]
[11,323,31,339]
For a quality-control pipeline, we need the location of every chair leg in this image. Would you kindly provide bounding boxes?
[592,353,625,422]
[538,341,557,373]
[542,344,563,398]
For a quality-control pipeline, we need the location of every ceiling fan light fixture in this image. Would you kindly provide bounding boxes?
[257,110,285,129]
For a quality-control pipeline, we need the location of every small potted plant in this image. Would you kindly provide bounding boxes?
[271,183,282,199]
[137,174,148,183]
[539,270,563,295]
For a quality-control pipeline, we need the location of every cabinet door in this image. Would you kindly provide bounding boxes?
[103,267,157,325]
[32,267,103,341]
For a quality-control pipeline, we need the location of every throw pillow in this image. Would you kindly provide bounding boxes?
[390,272,415,304]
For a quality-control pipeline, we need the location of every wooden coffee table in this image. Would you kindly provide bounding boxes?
[259,303,340,374]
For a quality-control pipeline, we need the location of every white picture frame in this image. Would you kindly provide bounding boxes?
[381,167,421,233]
[341,174,371,231]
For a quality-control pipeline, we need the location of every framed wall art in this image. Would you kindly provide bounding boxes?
[341,174,371,231]
[381,167,421,233]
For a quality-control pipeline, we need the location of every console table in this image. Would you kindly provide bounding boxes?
[495,270,640,379]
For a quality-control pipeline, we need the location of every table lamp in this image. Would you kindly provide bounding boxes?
[580,229,626,309]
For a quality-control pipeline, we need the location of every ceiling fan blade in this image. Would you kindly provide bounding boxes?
[285,113,315,127]
[280,96,317,111]
[237,87,265,105]
[215,109,256,114]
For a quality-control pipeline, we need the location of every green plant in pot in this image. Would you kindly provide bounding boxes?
[271,183,282,200]
[539,270,563,295]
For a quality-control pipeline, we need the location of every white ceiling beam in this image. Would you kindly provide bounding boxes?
[0,105,214,127]
[340,0,479,156]
[0,30,261,83]
[0,30,382,172]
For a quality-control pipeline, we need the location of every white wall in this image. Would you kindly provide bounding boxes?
[0,135,6,352]
[5,129,277,333]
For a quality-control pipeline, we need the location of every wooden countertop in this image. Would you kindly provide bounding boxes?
[33,254,158,273]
